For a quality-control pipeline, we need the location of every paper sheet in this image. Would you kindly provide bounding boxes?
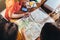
[15,8,55,40]
[44,0,60,11]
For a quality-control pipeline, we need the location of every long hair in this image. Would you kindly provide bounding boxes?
[40,23,60,40]
[0,22,18,40]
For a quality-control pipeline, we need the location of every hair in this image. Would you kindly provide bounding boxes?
[0,22,18,40]
[40,23,60,40]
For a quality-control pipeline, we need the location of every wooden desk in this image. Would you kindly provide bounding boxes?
[10,0,45,40]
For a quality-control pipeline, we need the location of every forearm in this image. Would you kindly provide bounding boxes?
[10,13,25,18]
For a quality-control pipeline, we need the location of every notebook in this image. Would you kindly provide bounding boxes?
[15,8,54,40]
[44,0,60,11]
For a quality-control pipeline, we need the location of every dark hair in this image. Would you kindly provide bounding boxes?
[40,23,60,40]
[0,22,18,40]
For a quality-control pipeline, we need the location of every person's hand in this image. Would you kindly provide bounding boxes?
[35,37,41,40]
[23,12,31,18]
[21,28,28,40]
[10,12,30,19]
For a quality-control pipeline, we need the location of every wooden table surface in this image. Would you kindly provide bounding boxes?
[10,0,46,40]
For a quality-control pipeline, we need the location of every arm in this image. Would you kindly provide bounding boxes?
[10,13,25,18]
[21,28,28,40]
[9,12,30,19]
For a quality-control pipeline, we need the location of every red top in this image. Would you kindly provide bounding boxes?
[5,2,22,21]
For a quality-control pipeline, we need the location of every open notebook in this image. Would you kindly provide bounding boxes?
[44,0,60,11]
[15,8,54,40]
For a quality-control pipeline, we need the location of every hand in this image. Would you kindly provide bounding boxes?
[35,37,41,40]
[21,28,28,40]
[23,12,31,18]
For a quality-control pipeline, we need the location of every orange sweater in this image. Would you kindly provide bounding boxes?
[5,2,22,21]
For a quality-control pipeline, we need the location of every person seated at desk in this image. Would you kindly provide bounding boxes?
[0,20,18,40]
[40,23,60,40]
[5,0,30,21]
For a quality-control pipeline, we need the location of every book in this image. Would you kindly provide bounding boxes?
[15,17,42,40]
[44,0,60,11]
[15,8,54,40]
[30,8,54,24]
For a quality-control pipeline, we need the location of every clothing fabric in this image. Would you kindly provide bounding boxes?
[0,14,8,23]
[0,14,18,40]
[40,23,60,40]
[5,1,22,20]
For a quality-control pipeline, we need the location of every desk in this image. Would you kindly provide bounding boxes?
[16,7,55,40]
[9,0,46,40]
